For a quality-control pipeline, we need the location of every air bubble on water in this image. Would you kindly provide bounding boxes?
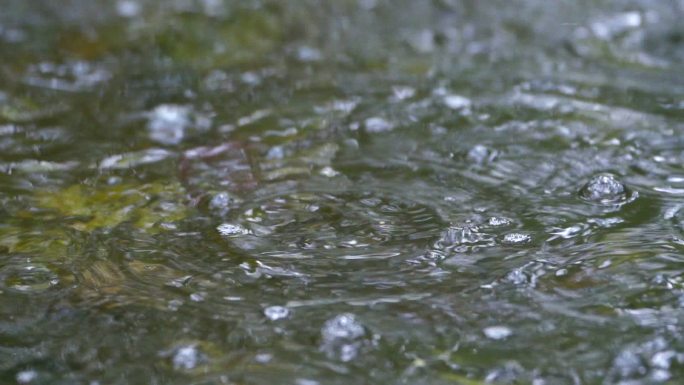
[590,12,642,40]
[241,72,261,85]
[16,370,38,384]
[579,174,629,204]
[266,146,285,159]
[296,379,320,385]
[483,325,513,340]
[189,292,206,302]
[503,233,531,244]
[487,216,511,227]
[364,117,393,133]
[505,269,529,285]
[443,94,471,110]
[147,104,190,145]
[322,313,365,342]
[392,86,416,101]
[116,0,141,17]
[467,144,497,164]
[296,46,322,62]
[254,353,273,363]
[167,299,183,311]
[321,313,366,361]
[438,224,486,247]
[651,350,677,369]
[612,349,646,379]
[217,223,251,236]
[264,305,290,321]
[485,361,523,383]
[172,345,203,370]
[209,192,237,216]
[319,166,340,177]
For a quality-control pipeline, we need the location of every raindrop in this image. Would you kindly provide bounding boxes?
[579,174,629,204]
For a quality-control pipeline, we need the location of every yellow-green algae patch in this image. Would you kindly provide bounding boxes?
[36,181,188,232]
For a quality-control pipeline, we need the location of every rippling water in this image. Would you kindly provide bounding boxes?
[1,0,684,384]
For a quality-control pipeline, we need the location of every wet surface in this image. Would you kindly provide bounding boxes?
[0,0,684,384]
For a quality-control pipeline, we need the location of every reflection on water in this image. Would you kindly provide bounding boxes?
[1,0,683,384]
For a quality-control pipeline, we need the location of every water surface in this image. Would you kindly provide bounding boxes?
[1,1,684,384]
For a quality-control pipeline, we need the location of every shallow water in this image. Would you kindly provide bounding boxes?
[1,1,683,384]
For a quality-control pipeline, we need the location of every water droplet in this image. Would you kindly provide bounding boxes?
[579,174,629,204]
[264,305,290,321]
[483,325,513,340]
[503,233,531,244]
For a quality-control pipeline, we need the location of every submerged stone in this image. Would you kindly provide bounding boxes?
[579,174,629,203]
